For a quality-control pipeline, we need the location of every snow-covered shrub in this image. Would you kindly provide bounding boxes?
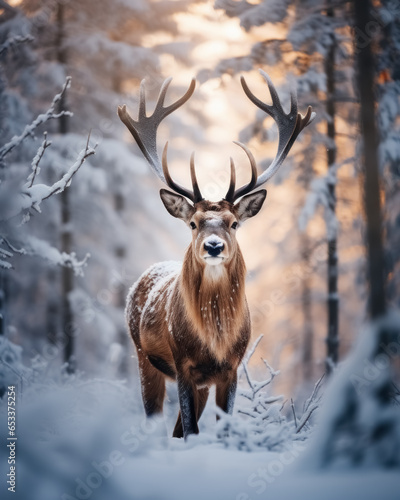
[0,336,31,397]
[0,338,166,500]
[211,336,324,451]
[301,311,400,470]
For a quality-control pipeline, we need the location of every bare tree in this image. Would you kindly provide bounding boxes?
[324,0,339,373]
[56,1,75,371]
[355,0,386,318]
[300,232,314,380]
[302,0,400,469]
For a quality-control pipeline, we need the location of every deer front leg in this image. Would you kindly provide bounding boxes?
[216,372,237,415]
[137,348,166,417]
[176,373,199,439]
[173,386,209,438]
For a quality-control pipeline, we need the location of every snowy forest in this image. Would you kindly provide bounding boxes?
[0,0,400,498]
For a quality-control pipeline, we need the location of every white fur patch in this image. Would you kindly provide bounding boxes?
[204,261,226,279]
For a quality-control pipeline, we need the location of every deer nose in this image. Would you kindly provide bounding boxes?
[204,240,224,257]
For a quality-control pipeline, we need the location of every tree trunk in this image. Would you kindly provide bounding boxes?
[379,0,400,308]
[46,268,59,345]
[300,233,314,381]
[61,189,74,369]
[56,1,74,371]
[324,0,339,374]
[295,0,398,470]
[114,193,129,377]
[354,0,386,320]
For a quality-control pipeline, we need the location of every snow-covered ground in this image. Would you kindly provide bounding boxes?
[3,425,400,500]
[1,331,400,500]
[111,449,400,500]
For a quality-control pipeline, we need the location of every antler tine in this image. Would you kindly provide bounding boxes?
[289,83,298,117]
[190,152,203,203]
[239,69,315,195]
[162,78,196,117]
[298,105,313,134]
[227,141,257,202]
[155,77,173,109]
[162,142,196,202]
[259,71,285,117]
[255,105,315,187]
[117,77,196,186]
[117,103,155,167]
[138,79,147,120]
[224,157,236,202]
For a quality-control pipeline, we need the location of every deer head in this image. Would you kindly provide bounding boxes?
[158,181,266,270]
[118,71,315,271]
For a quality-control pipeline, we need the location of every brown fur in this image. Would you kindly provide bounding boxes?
[126,194,265,438]
[181,245,247,362]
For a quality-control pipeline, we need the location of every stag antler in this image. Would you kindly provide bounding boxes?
[224,69,315,203]
[118,77,203,203]
[118,72,314,206]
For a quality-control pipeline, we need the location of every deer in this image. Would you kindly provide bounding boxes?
[118,70,314,439]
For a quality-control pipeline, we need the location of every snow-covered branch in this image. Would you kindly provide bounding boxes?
[0,78,72,162]
[1,133,96,222]
[240,339,284,413]
[216,337,326,450]
[0,234,90,275]
[26,134,95,202]
[240,335,281,401]
[0,80,95,273]
[295,402,319,434]
[0,34,34,57]
[0,237,27,269]
[26,132,51,188]
[303,372,325,414]
[25,236,90,277]
[294,373,325,434]
[215,338,293,450]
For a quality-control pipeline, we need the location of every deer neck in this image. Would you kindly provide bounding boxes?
[180,245,247,353]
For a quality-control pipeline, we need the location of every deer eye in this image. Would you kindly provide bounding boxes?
[190,222,197,230]
[231,221,238,230]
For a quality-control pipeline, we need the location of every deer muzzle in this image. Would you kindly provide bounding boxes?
[203,236,225,259]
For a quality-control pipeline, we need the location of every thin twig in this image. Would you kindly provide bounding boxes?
[0,259,13,270]
[248,358,279,396]
[296,403,319,434]
[0,78,72,161]
[26,132,51,188]
[241,335,264,393]
[238,409,257,419]
[243,335,264,365]
[41,132,95,201]
[0,237,26,255]
[291,398,298,428]
[257,396,285,415]
[278,399,288,423]
[261,357,279,377]
[242,361,254,392]
[252,377,274,395]
[1,133,96,222]
[304,373,325,413]
[0,248,12,258]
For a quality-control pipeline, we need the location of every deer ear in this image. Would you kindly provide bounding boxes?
[235,190,267,222]
[160,189,195,222]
